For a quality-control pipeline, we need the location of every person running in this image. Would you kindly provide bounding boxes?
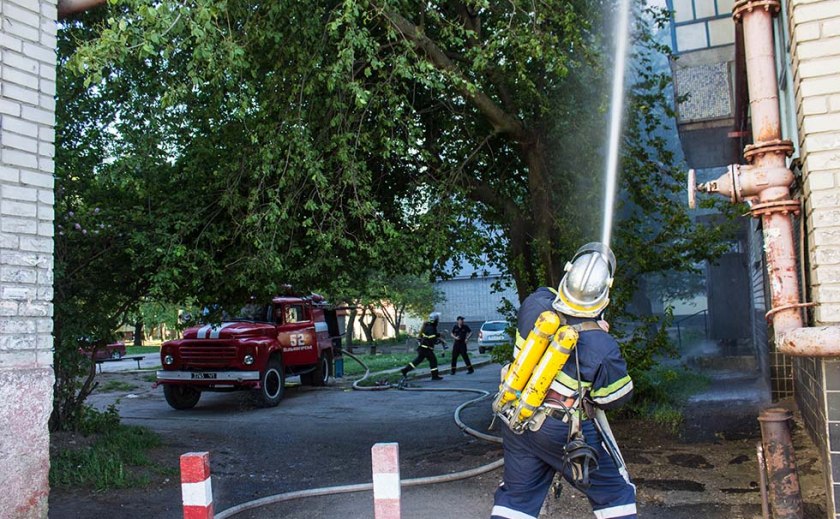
[399,312,444,381]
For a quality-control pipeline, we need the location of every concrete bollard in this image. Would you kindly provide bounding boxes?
[372,443,401,519]
[180,452,214,519]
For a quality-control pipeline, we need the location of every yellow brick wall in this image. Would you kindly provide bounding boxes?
[789,0,840,325]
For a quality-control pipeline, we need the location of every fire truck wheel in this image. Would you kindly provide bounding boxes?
[254,356,284,407]
[163,385,201,410]
[302,350,332,387]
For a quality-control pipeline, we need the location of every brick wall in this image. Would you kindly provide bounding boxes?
[0,0,57,517]
[787,0,840,516]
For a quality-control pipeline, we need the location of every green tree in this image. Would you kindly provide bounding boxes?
[62,0,736,408]
[377,273,444,336]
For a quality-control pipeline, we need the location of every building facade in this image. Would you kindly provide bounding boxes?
[433,261,519,331]
[0,0,58,516]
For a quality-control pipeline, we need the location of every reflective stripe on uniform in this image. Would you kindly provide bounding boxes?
[555,369,592,391]
[513,331,524,357]
[490,505,537,519]
[590,375,633,402]
[593,503,637,518]
[549,379,576,397]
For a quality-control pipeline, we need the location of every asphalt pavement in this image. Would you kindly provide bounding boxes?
[51,352,827,519]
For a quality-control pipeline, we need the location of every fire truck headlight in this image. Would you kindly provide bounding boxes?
[244,355,255,366]
[164,355,174,365]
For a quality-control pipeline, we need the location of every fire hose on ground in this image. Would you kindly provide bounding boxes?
[214,350,504,518]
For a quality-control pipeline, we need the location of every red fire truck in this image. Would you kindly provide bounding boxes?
[156,294,342,410]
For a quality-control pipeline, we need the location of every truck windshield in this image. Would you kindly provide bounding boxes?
[231,304,272,322]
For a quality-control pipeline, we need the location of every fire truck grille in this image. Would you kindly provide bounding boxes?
[179,343,238,368]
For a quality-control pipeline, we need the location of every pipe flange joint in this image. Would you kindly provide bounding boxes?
[750,199,801,217]
[744,139,794,164]
[733,0,781,21]
[758,407,792,423]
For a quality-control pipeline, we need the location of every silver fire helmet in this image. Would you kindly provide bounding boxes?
[428,312,441,323]
[552,242,616,318]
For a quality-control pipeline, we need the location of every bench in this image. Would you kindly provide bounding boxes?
[124,355,146,369]
[95,355,148,373]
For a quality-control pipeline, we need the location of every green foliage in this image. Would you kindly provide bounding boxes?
[50,414,165,490]
[76,405,121,435]
[648,404,684,434]
[58,0,739,417]
[490,343,515,366]
[621,364,710,426]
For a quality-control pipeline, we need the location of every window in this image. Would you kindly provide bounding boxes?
[285,304,306,324]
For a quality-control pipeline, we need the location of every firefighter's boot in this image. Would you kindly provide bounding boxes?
[467,365,475,374]
[431,369,444,381]
[450,366,457,375]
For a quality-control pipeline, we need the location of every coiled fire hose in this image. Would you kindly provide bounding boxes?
[214,350,503,518]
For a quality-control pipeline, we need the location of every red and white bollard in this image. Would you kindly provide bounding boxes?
[372,443,401,519]
[180,451,214,519]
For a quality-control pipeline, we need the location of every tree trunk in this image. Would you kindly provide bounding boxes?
[345,307,357,353]
[522,139,563,289]
[394,304,405,338]
[359,305,377,354]
[134,320,143,347]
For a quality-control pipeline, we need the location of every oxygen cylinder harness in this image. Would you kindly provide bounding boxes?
[491,310,602,490]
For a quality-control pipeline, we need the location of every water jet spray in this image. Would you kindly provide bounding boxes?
[601,0,633,248]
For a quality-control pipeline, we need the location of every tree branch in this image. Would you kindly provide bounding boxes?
[375,6,527,140]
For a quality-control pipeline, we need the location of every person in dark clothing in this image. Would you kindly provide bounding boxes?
[400,312,444,381]
[491,243,636,519]
[450,316,474,375]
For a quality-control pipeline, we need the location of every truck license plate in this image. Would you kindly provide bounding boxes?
[190,372,217,379]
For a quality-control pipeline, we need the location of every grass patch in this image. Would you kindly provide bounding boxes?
[50,406,167,490]
[649,404,685,434]
[99,380,138,392]
[342,352,416,376]
[354,372,406,387]
[125,345,160,356]
[623,365,711,431]
[143,373,158,383]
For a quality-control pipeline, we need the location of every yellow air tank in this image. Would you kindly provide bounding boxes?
[492,311,562,413]
[513,325,580,426]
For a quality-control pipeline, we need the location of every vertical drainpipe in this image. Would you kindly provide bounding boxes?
[733,0,803,338]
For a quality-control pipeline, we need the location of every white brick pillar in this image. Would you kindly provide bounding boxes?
[787,0,840,516]
[0,0,57,517]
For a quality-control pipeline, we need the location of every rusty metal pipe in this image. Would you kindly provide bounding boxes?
[57,0,107,18]
[739,3,783,147]
[758,408,803,519]
[687,4,840,356]
[757,441,770,519]
[780,327,840,356]
[729,0,805,340]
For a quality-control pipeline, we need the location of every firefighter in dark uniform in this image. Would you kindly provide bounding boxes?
[400,312,444,381]
[450,316,474,375]
[491,243,637,519]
